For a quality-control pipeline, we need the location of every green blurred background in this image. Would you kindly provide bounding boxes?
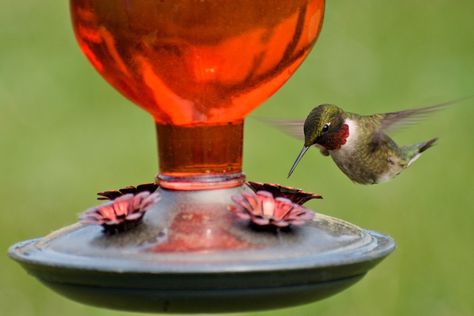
[1,0,473,315]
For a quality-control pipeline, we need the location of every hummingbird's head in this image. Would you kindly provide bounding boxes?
[288,104,348,177]
[303,104,347,149]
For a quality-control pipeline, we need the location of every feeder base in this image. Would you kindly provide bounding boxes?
[9,187,395,313]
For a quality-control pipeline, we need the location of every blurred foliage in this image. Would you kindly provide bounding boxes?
[1,0,473,315]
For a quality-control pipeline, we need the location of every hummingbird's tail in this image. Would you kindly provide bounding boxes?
[402,137,438,167]
[418,138,438,153]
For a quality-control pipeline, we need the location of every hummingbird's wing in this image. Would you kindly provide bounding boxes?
[376,97,470,132]
[256,118,305,140]
[370,97,470,150]
[377,103,445,132]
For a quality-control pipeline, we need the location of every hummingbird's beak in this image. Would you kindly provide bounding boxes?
[288,146,310,178]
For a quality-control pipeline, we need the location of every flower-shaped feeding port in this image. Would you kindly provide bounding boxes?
[97,182,159,200]
[246,181,322,205]
[81,191,160,234]
[230,191,315,228]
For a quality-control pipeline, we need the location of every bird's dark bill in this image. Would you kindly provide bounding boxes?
[288,146,310,178]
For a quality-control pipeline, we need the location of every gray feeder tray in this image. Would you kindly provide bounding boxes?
[9,187,395,313]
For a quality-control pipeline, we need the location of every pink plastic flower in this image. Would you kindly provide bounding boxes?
[246,181,322,205]
[229,191,314,228]
[80,191,160,234]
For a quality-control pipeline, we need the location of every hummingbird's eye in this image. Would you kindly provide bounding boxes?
[322,123,330,133]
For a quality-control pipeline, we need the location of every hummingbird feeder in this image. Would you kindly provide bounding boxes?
[9,0,395,313]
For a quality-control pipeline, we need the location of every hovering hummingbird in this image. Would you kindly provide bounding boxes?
[271,99,465,184]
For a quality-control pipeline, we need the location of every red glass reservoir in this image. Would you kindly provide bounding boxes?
[70,0,325,187]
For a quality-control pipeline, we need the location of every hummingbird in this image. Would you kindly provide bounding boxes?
[271,99,464,184]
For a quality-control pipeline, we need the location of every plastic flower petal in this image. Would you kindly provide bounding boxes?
[97,182,159,200]
[246,181,322,205]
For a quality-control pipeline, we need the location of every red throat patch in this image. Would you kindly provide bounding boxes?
[325,124,350,150]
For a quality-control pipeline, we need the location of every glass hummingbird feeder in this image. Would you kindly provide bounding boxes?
[9,0,395,313]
